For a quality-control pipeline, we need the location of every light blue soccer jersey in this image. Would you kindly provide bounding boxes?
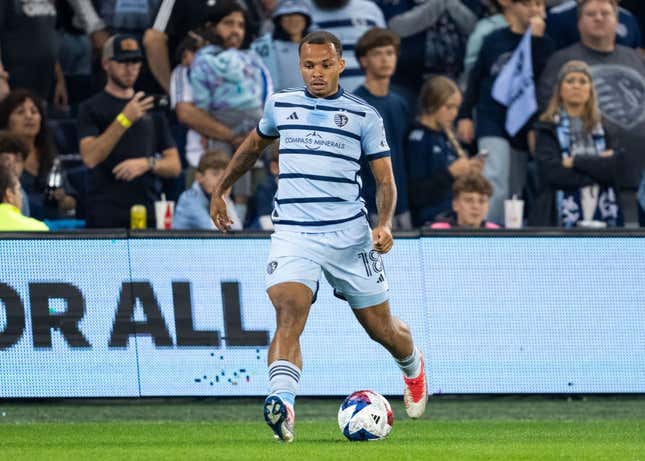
[257,86,391,232]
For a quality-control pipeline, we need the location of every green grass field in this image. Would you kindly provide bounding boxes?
[1,396,644,461]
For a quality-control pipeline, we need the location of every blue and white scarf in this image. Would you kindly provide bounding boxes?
[554,111,620,227]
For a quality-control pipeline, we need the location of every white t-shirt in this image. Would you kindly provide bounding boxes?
[170,64,203,167]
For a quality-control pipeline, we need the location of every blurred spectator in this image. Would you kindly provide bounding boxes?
[469,0,502,19]
[458,0,554,225]
[463,0,512,85]
[253,147,278,230]
[0,89,76,220]
[255,0,280,35]
[0,130,31,215]
[621,1,645,46]
[91,0,166,95]
[77,35,180,228]
[408,76,484,227]
[353,28,412,230]
[56,0,94,108]
[144,0,261,93]
[538,0,645,225]
[546,0,641,51]
[190,0,273,224]
[306,0,386,92]
[173,149,241,230]
[532,60,622,227]
[0,0,68,110]
[430,173,500,228]
[169,33,211,173]
[386,0,478,103]
[0,164,48,231]
[252,0,312,91]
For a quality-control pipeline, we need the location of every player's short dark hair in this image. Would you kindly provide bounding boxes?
[299,31,342,57]
[0,163,18,201]
[453,174,493,198]
[0,130,29,161]
[198,149,230,173]
[354,28,400,63]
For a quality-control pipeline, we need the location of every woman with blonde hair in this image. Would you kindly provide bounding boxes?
[407,75,484,227]
[531,60,622,227]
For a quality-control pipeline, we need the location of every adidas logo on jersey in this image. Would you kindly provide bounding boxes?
[377,273,385,284]
[287,112,299,120]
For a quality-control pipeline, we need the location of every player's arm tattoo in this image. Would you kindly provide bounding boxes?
[370,157,397,228]
[215,131,274,196]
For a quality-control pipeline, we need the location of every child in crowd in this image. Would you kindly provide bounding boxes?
[431,173,500,229]
[0,164,48,231]
[0,130,31,215]
[354,27,412,230]
[172,150,241,230]
[407,76,484,227]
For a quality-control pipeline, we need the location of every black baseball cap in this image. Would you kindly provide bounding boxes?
[102,34,144,62]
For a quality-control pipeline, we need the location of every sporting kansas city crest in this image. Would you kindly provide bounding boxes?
[334,113,349,127]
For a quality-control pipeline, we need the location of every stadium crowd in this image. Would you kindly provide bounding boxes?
[1,0,644,231]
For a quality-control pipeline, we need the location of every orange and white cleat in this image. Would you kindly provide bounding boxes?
[403,356,428,418]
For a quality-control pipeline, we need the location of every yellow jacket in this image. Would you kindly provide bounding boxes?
[0,203,49,231]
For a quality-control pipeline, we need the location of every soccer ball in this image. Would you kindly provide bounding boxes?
[338,390,393,441]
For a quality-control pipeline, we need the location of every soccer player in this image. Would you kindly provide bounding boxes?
[210,30,427,443]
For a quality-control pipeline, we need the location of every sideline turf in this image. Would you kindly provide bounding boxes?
[1,397,644,461]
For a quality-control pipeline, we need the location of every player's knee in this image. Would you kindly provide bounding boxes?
[272,295,309,331]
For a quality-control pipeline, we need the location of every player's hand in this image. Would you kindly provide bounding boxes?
[210,194,234,232]
[112,158,150,181]
[121,91,154,123]
[372,225,393,254]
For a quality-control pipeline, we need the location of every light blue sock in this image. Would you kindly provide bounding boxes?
[268,360,301,407]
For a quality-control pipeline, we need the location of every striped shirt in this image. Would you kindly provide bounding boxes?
[306,0,386,92]
[257,86,390,232]
[169,65,203,167]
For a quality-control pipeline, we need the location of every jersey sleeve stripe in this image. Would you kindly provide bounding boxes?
[276,124,361,141]
[279,173,356,184]
[256,126,279,139]
[366,151,391,160]
[279,149,360,165]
